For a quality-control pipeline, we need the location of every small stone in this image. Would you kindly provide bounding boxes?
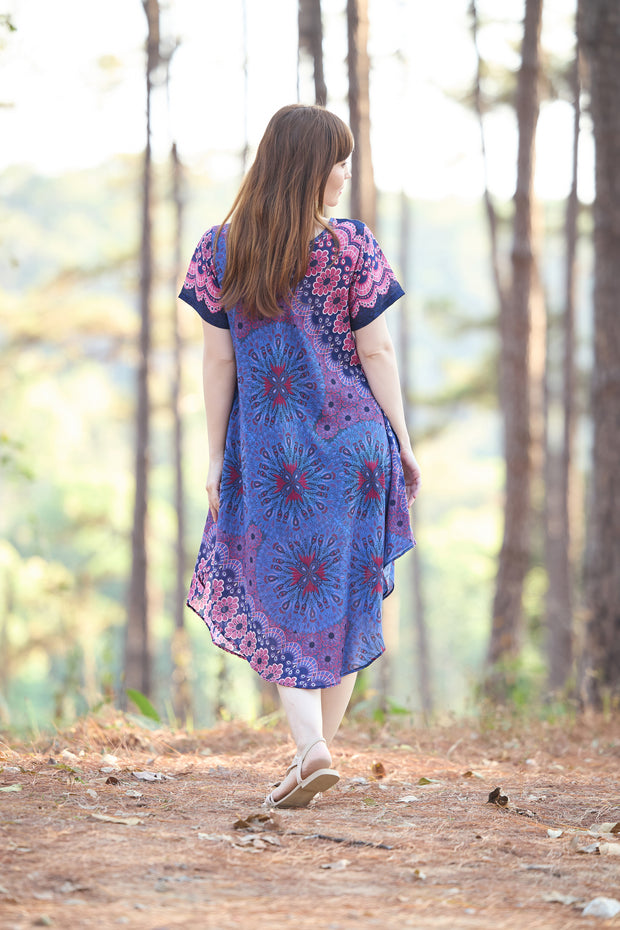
[582,897,620,918]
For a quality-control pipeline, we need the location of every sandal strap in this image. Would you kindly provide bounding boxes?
[293,737,329,786]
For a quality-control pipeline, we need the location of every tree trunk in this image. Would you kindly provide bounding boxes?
[347,0,376,229]
[170,141,193,725]
[298,0,326,106]
[544,41,580,694]
[399,191,433,717]
[487,0,542,677]
[579,0,620,706]
[124,0,159,700]
[470,0,509,318]
[241,0,250,173]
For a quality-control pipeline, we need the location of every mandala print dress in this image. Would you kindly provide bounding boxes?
[180,218,415,688]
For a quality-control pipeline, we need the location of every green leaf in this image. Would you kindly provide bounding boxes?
[126,689,161,723]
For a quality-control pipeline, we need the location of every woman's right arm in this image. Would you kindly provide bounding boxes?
[202,320,237,521]
[355,314,421,505]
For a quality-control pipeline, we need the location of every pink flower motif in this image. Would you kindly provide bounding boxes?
[342,331,356,353]
[211,594,239,623]
[224,613,247,640]
[333,308,350,334]
[239,631,257,656]
[323,285,348,315]
[307,249,329,277]
[264,663,284,681]
[250,648,270,673]
[278,677,297,687]
[312,266,341,297]
[194,588,210,611]
[212,578,224,598]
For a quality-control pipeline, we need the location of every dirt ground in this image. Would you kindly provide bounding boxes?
[1,711,619,930]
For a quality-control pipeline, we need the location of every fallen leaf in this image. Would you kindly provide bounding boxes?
[410,868,426,881]
[61,749,79,762]
[58,880,89,894]
[89,813,143,826]
[0,784,22,793]
[131,771,172,782]
[547,829,563,839]
[543,891,579,906]
[105,776,120,786]
[569,834,599,854]
[320,859,350,870]
[487,787,508,807]
[101,754,119,766]
[233,811,281,832]
[417,776,436,786]
[372,762,386,778]
[198,833,234,842]
[462,770,483,779]
[125,789,142,798]
[348,776,369,786]
[582,897,620,918]
[599,843,620,857]
[395,796,420,803]
[590,821,620,835]
[235,834,282,849]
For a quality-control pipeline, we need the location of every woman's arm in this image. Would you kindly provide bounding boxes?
[355,314,421,505]
[201,320,237,520]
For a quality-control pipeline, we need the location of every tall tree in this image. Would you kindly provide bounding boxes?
[124,0,160,700]
[347,0,376,229]
[544,33,580,693]
[579,0,620,705]
[170,142,193,724]
[486,0,543,677]
[298,0,326,106]
[399,194,433,717]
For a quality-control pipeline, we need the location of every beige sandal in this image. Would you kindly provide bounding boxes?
[263,737,340,809]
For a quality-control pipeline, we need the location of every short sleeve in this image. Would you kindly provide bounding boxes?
[348,225,404,331]
[178,226,230,329]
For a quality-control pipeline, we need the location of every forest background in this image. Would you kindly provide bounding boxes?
[1,0,618,735]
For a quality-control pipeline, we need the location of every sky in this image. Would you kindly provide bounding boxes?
[0,0,590,201]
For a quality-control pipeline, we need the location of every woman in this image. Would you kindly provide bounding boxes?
[179,104,421,809]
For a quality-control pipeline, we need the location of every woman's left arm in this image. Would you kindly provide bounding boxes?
[355,314,421,505]
[201,320,237,520]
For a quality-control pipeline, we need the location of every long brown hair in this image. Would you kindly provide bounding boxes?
[216,104,353,320]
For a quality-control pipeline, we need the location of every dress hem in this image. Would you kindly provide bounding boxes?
[186,595,388,689]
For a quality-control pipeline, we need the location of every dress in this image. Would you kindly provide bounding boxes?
[179,218,414,688]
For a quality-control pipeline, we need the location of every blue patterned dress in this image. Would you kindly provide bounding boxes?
[179,218,414,688]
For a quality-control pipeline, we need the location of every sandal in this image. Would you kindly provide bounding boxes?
[263,737,340,809]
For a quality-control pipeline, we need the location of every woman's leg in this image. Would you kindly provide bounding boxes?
[271,684,332,802]
[277,684,324,750]
[321,672,357,745]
